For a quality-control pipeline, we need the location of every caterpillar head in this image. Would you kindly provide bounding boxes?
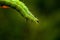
[33,18,39,23]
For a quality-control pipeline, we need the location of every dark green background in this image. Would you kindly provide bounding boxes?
[0,0,60,40]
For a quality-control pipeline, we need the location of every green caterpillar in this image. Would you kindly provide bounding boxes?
[0,0,39,23]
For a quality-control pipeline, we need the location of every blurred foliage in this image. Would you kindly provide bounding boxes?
[0,0,60,40]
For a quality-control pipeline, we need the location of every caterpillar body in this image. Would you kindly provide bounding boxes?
[0,0,39,23]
